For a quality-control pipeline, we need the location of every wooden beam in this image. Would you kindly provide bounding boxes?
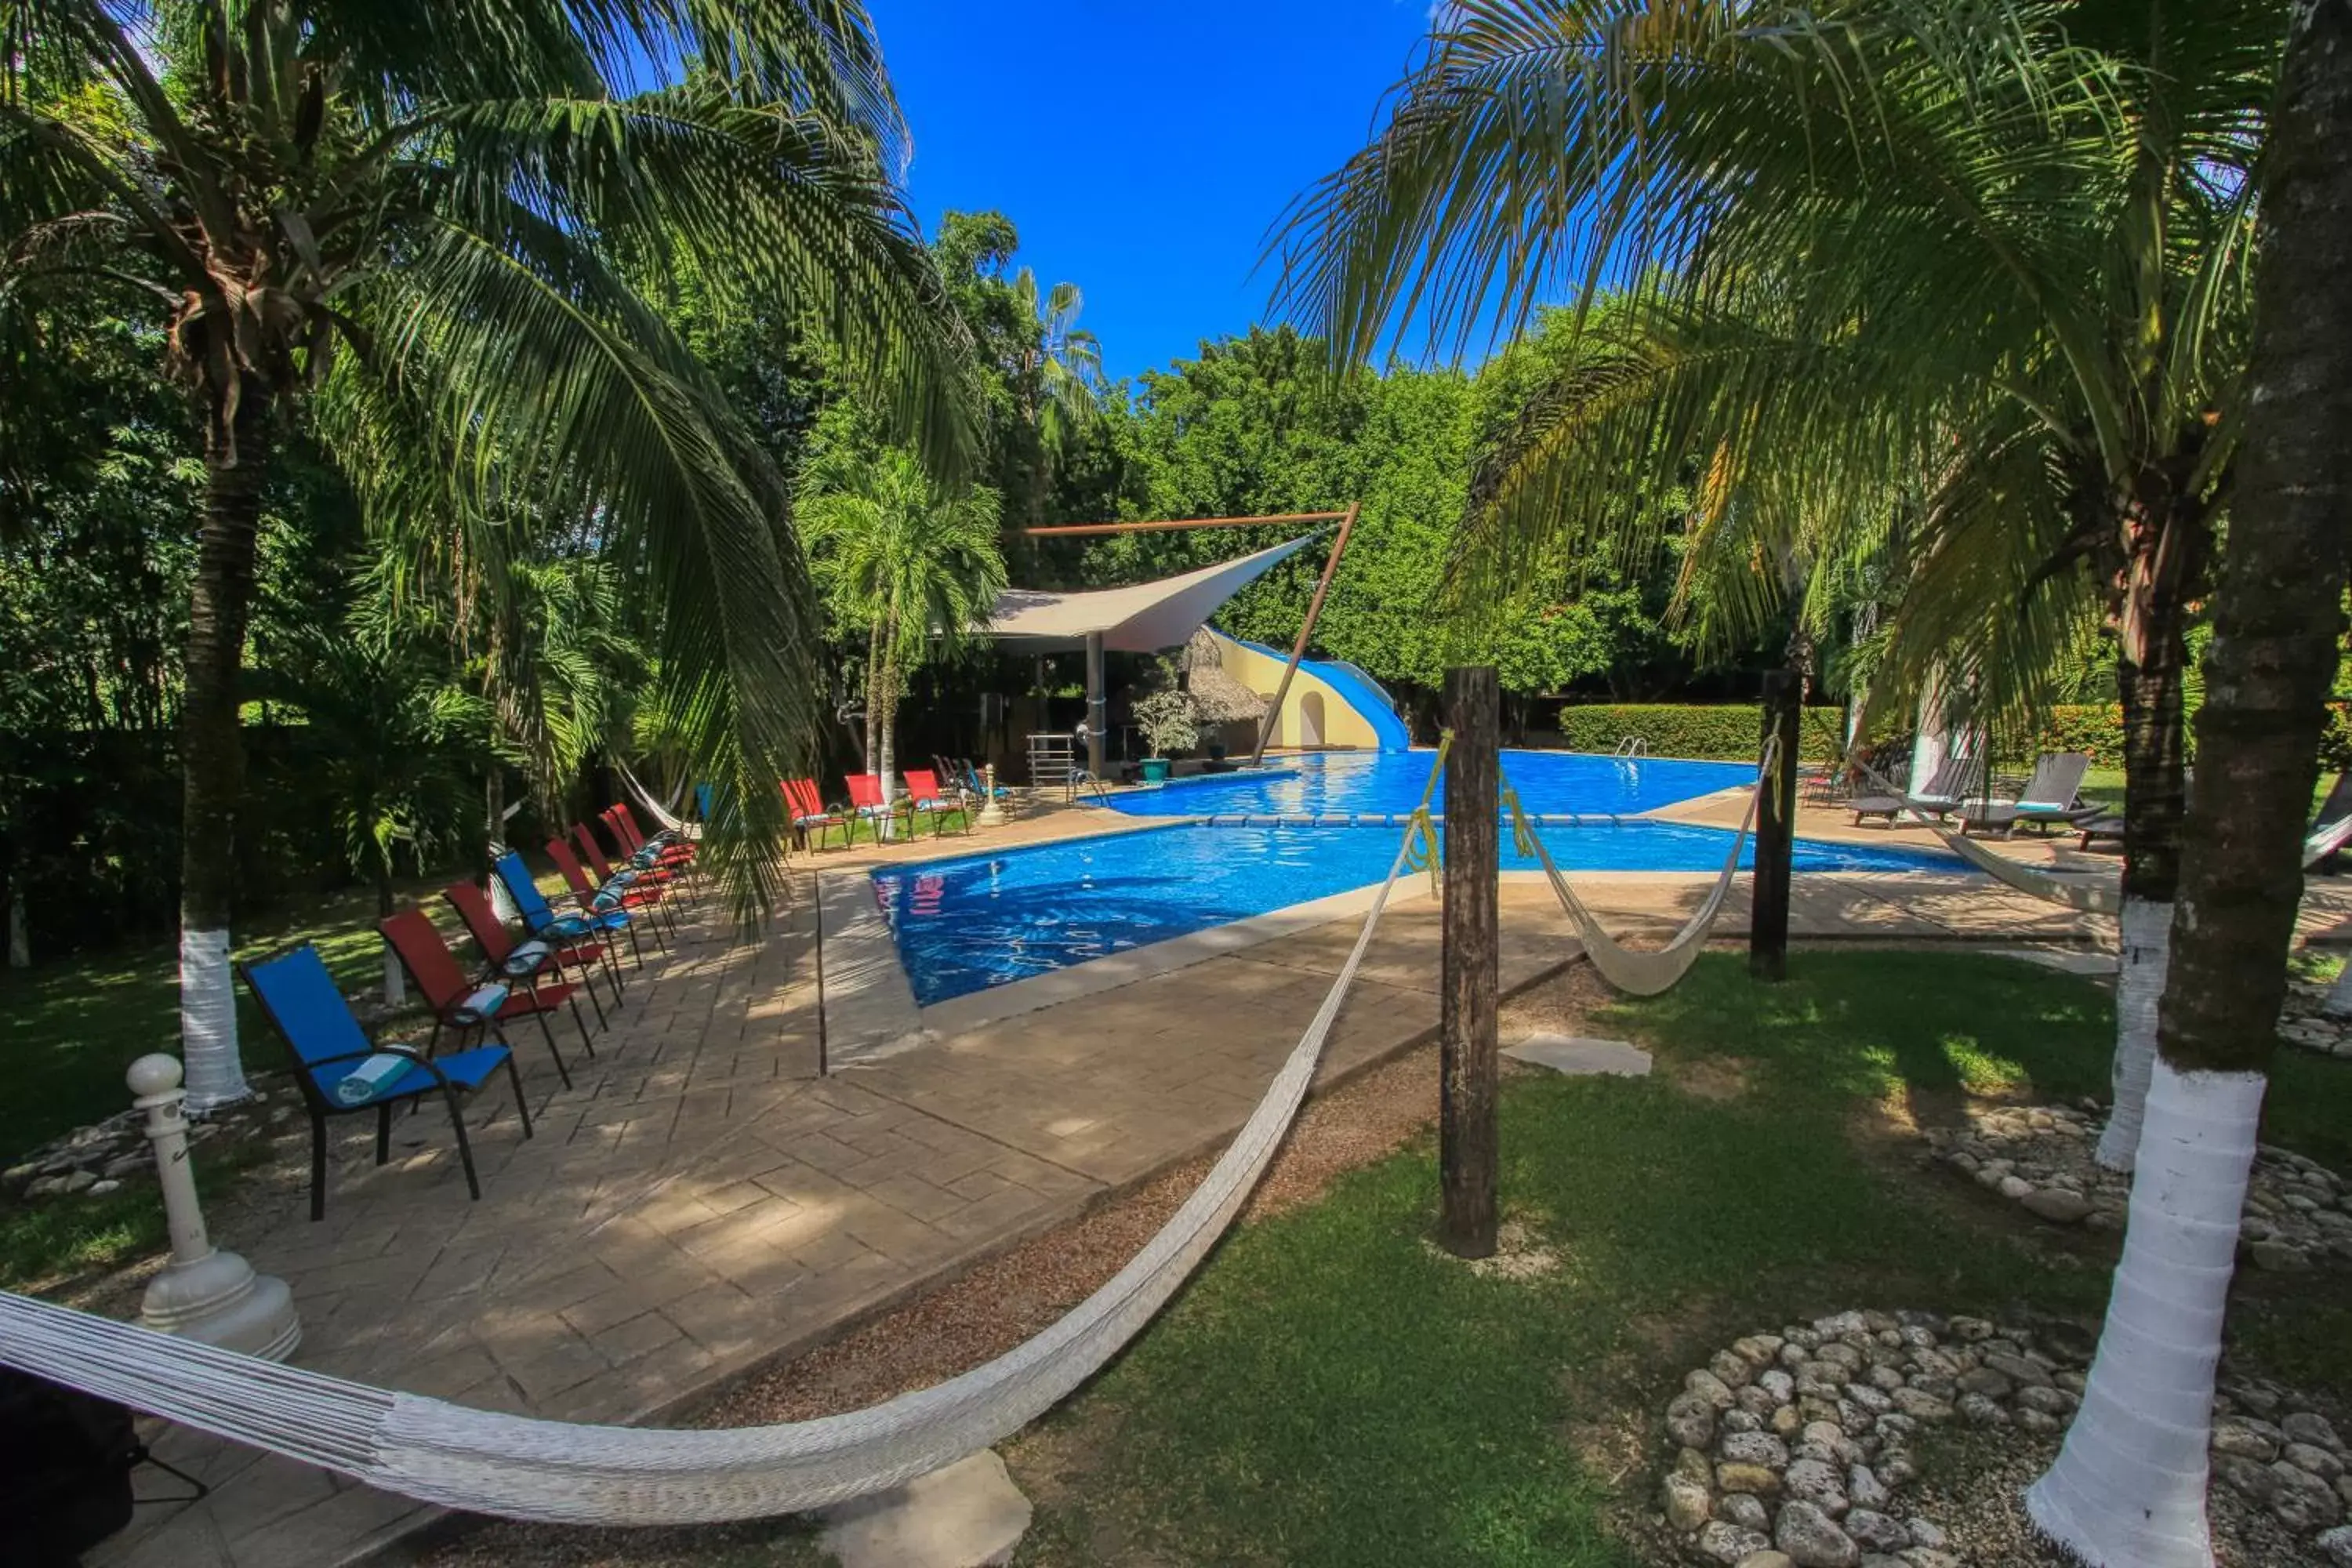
[1250,499,1362,767]
[1023,510,1352,538]
[1437,666,1500,1258]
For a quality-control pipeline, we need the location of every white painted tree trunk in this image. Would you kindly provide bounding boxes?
[383,945,407,1007]
[178,926,251,1111]
[2098,896,2172,1171]
[876,714,898,843]
[1907,681,1948,797]
[2026,1056,2264,1567]
[6,883,27,968]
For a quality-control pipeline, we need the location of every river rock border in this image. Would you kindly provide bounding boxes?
[1657,1309,2352,1567]
[1922,1102,2352,1271]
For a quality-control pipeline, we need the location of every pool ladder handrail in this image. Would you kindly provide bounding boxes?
[1613,735,1650,759]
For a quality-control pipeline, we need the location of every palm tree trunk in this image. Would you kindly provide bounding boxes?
[870,619,898,840]
[2029,9,2352,1559]
[179,391,273,1112]
[2096,629,2190,1171]
[378,869,406,1006]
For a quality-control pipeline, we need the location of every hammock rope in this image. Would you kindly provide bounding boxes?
[615,758,701,842]
[1497,736,1778,996]
[1843,753,2122,915]
[0,757,1446,1526]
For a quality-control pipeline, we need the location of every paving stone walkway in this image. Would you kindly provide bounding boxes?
[82,789,2352,1566]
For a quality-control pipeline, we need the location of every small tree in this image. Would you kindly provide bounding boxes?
[1134,688,1202,760]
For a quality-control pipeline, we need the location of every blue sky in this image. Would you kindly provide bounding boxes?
[867,0,1440,383]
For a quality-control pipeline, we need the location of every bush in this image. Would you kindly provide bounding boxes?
[1553,704,1846,761]
[2029,705,2127,769]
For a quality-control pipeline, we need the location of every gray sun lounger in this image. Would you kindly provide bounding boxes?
[1958,752,2096,837]
[1851,753,1981,826]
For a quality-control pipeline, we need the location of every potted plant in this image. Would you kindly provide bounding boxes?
[1132,689,1200,783]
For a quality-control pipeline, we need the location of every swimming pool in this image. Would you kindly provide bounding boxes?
[872,818,1967,1007]
[1104,749,1755,819]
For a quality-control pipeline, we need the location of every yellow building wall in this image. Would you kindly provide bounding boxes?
[1211,632,1383,750]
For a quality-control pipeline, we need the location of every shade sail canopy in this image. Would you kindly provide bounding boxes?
[984,536,1314,652]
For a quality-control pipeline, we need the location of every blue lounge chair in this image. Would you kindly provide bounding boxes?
[241,944,531,1221]
[493,850,644,975]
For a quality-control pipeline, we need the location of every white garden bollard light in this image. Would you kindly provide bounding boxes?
[975,764,1007,829]
[130,1054,301,1361]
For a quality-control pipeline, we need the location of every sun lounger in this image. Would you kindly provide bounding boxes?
[1850,753,1981,826]
[1956,752,2096,837]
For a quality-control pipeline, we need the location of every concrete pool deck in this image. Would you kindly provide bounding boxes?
[80,777,2352,1567]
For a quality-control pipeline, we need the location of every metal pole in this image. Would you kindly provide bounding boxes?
[1085,630,1107,780]
[1438,666,1500,1259]
[1751,670,1802,982]
[1250,499,1363,768]
[811,868,828,1077]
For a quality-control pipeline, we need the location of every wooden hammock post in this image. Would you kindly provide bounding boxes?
[1438,666,1500,1259]
[1751,670,1802,982]
[1250,500,1362,768]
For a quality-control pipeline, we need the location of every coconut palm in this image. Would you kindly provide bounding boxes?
[800,445,1004,833]
[1,0,971,1105]
[2029,7,2352,1556]
[1274,0,2274,1170]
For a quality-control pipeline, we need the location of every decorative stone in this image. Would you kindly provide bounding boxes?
[1713,1350,1759,1389]
[1847,1465,1890,1512]
[2252,1240,2314,1272]
[2272,1461,2346,1531]
[2289,1443,2347,1483]
[818,1450,1030,1568]
[1905,1518,1947,1548]
[1844,1509,1912,1555]
[2217,1455,2280,1500]
[1717,1463,1782,1497]
[1722,1432,1789,1468]
[1721,1492,1771,1531]
[2216,1421,2282,1462]
[1733,1554,1794,1568]
[1888,1388,1952,1423]
[2019,1187,2092,1223]
[2015,1385,2075,1417]
[2288,1413,2347,1453]
[1697,1521,1774,1563]
[1668,1393,1719,1448]
[1774,1499,1861,1568]
[1955,1368,2012,1400]
[1689,1369,1739,1409]
[1663,1472,1712,1532]
[2315,1523,2352,1566]
[1955,1393,2006,1427]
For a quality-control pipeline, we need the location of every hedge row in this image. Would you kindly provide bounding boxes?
[1553,704,1848,762]
[2033,702,2352,770]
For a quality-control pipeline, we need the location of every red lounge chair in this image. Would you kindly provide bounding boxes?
[379,908,586,1090]
[900,769,971,837]
[444,880,616,1024]
[844,773,906,844]
[547,836,667,959]
[608,801,696,869]
[575,822,683,935]
[782,778,849,850]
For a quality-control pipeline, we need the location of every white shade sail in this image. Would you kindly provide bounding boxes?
[984,536,1313,652]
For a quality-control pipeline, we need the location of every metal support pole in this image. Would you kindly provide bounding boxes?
[1250,500,1363,769]
[131,1054,300,1359]
[1438,666,1500,1258]
[1084,630,1106,781]
[1751,670,1802,982]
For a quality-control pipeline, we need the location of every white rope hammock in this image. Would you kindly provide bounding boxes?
[0,771,1439,1526]
[1497,738,1775,996]
[615,758,702,842]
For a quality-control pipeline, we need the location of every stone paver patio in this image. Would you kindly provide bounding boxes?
[83,784,2352,1566]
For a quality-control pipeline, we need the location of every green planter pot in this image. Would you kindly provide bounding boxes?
[1141,758,1171,783]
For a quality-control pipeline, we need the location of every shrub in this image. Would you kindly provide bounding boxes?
[1134,689,1202,758]
[1553,704,1846,761]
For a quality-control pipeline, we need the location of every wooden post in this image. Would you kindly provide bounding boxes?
[1250,500,1363,768]
[1439,666,1500,1258]
[1751,670,1802,982]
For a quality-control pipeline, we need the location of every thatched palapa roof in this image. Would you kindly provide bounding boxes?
[1183,628,1267,723]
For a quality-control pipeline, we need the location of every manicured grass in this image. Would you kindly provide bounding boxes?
[993,950,2352,1567]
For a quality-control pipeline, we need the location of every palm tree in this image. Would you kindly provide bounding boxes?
[2,0,971,1106]
[1274,0,2272,1170]
[2029,6,2352,1556]
[1010,266,1104,526]
[800,446,1004,832]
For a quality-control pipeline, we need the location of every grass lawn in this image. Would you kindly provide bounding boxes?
[975,950,2352,1567]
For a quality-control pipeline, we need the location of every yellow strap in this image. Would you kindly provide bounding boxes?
[1400,733,1453,896]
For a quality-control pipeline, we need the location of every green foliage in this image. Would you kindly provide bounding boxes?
[1554,705,1845,762]
[1131,689,1201,759]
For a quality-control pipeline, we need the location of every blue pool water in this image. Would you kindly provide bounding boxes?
[1103,749,1755,819]
[873,818,1967,1007]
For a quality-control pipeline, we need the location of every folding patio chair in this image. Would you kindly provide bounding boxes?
[444,879,615,1025]
[900,769,971,837]
[241,943,531,1221]
[495,849,647,973]
[844,773,906,844]
[547,837,669,957]
[780,779,850,851]
[379,908,589,1088]
[607,803,696,874]
[573,823,684,937]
